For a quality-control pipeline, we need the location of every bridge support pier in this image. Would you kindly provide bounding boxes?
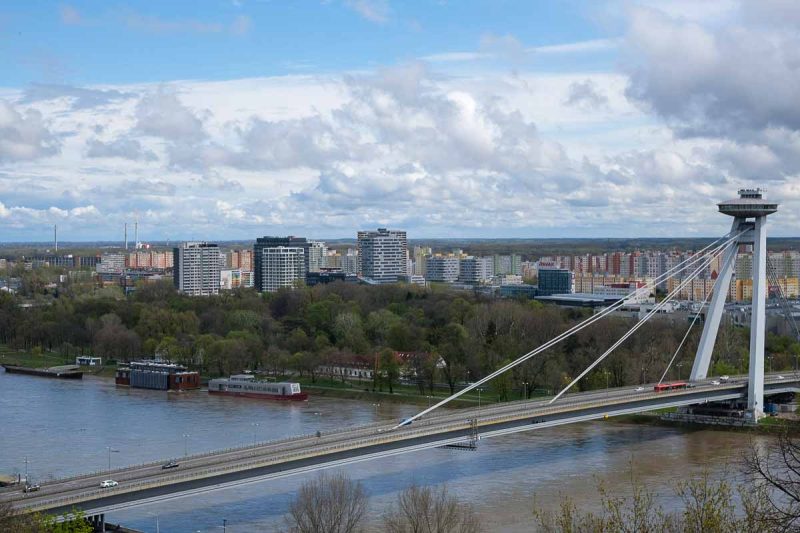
[87,513,105,532]
[689,189,777,421]
[748,215,767,418]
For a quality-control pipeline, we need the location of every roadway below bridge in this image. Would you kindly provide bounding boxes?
[4,373,799,518]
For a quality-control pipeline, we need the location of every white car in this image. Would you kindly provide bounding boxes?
[634,386,645,392]
[710,380,721,385]
[100,480,118,488]
[719,375,730,382]
[778,375,786,380]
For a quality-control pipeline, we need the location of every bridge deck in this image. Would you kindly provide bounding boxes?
[4,373,798,517]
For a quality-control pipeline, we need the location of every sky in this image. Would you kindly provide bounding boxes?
[0,0,799,242]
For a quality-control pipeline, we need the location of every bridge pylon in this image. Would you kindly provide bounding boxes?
[689,189,778,419]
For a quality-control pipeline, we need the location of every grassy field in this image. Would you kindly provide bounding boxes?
[0,345,116,376]
[0,345,71,368]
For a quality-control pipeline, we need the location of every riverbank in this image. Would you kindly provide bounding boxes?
[618,410,800,434]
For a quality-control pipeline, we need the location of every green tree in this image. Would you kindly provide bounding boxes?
[380,348,400,394]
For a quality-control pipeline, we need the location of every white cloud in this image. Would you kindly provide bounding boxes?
[135,89,206,141]
[3,3,800,241]
[0,100,60,161]
[344,0,390,24]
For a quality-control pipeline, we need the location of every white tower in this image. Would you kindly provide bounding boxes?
[690,189,778,419]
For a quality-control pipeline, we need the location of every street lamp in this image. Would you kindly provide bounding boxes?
[183,434,190,456]
[676,362,684,381]
[603,370,610,397]
[223,518,227,532]
[251,423,260,446]
[426,395,432,408]
[106,446,119,470]
[23,456,29,485]
[521,382,528,400]
[477,388,483,408]
[768,355,773,373]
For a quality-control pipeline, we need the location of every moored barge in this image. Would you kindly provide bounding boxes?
[208,374,308,401]
[2,364,83,379]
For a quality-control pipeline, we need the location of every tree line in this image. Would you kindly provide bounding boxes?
[2,275,799,398]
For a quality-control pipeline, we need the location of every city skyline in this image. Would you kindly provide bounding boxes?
[1,1,800,241]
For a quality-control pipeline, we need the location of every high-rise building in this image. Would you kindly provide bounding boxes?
[493,254,522,276]
[127,251,173,270]
[425,256,460,282]
[342,249,358,276]
[260,247,306,292]
[307,241,328,273]
[459,256,494,284]
[538,268,574,295]
[357,228,407,283]
[173,242,221,296]
[228,249,254,272]
[412,246,431,276]
[254,236,310,292]
[96,253,126,275]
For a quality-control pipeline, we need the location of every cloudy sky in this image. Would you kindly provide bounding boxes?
[1,0,799,242]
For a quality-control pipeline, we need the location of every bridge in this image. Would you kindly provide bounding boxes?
[2,373,798,518]
[3,188,793,522]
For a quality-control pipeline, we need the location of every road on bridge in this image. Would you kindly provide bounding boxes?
[3,373,797,517]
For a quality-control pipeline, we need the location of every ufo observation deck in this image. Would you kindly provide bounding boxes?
[718,188,778,218]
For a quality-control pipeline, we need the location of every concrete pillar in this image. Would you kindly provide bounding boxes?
[690,218,742,380]
[748,215,767,417]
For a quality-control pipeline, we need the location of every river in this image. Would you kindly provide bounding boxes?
[0,371,770,532]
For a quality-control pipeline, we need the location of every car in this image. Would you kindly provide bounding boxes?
[161,461,179,470]
[710,380,721,385]
[778,375,786,380]
[634,386,645,392]
[23,484,40,493]
[100,480,118,488]
[720,375,730,382]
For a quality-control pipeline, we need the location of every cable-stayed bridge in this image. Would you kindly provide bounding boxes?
[2,189,790,523]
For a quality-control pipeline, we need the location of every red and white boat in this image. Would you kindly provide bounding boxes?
[208,374,308,401]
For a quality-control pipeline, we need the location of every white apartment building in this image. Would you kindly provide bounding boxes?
[459,256,494,284]
[307,241,328,273]
[96,253,126,274]
[260,247,306,292]
[425,256,460,283]
[357,228,408,283]
[173,242,221,296]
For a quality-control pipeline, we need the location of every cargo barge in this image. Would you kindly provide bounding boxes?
[2,364,83,379]
[115,360,200,391]
[208,374,308,401]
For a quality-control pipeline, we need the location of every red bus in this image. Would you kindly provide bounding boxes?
[653,381,688,392]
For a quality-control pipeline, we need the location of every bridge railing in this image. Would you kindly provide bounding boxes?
[25,379,794,512]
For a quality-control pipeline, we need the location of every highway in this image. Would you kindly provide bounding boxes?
[3,372,798,518]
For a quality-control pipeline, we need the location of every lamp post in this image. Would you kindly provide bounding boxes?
[768,355,773,373]
[223,518,227,532]
[603,370,610,397]
[251,423,260,446]
[676,362,684,381]
[106,446,119,470]
[426,395,432,408]
[23,456,29,484]
[477,388,483,407]
[183,433,190,456]
[521,381,528,400]
[372,403,380,415]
